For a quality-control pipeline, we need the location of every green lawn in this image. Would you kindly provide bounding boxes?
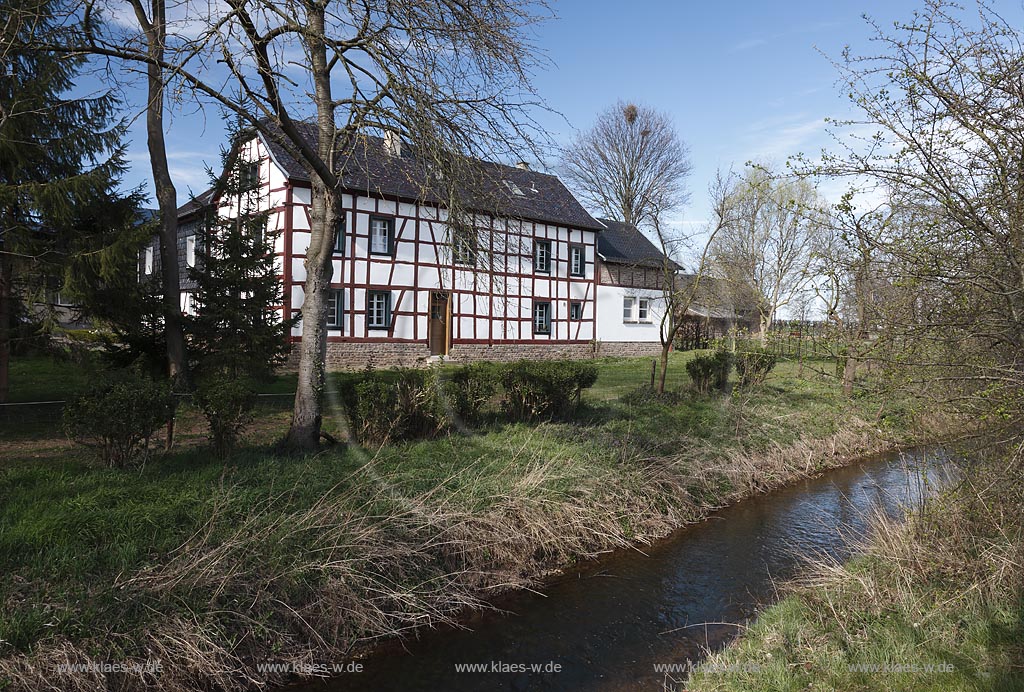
[3,355,99,403]
[0,351,940,692]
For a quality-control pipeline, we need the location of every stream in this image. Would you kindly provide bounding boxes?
[294,446,955,691]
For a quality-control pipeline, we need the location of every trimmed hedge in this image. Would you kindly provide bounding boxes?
[499,360,598,421]
[685,350,733,394]
[63,371,174,467]
[735,349,777,387]
[437,362,499,426]
[195,376,257,458]
[337,360,598,443]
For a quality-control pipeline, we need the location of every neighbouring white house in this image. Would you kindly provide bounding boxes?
[141,123,686,369]
[594,219,679,356]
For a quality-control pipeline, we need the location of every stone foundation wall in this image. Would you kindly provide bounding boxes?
[592,341,664,358]
[446,342,597,363]
[281,340,663,371]
[282,342,434,371]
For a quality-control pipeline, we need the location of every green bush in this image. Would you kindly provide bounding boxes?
[437,363,498,426]
[499,360,599,421]
[194,376,258,457]
[352,369,445,444]
[685,350,733,394]
[735,349,777,387]
[63,370,173,467]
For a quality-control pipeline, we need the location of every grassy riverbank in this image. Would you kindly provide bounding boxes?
[689,441,1024,692]
[0,354,948,691]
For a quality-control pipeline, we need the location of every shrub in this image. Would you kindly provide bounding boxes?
[352,369,445,444]
[735,349,777,387]
[685,350,733,394]
[499,360,599,421]
[194,376,258,457]
[437,363,498,426]
[63,370,173,467]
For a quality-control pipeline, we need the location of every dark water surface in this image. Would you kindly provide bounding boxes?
[294,446,954,692]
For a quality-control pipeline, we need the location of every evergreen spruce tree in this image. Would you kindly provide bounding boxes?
[62,191,168,374]
[187,145,293,381]
[0,0,124,401]
[186,139,295,455]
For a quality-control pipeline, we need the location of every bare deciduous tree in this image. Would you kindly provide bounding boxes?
[710,165,821,342]
[122,0,190,392]
[649,170,737,394]
[560,101,692,229]
[808,189,893,395]
[803,0,1024,420]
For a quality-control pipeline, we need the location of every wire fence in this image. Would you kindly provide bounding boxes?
[700,320,840,361]
[0,392,297,433]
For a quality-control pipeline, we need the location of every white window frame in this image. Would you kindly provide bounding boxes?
[534,239,551,273]
[369,217,393,255]
[181,292,197,316]
[327,289,343,329]
[533,300,552,334]
[186,235,196,268]
[638,298,651,323]
[367,290,391,330]
[144,246,154,275]
[569,244,585,277]
[452,228,476,266]
[569,301,583,321]
[622,296,636,323]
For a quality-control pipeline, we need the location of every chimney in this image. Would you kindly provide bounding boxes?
[384,130,403,157]
[516,160,530,170]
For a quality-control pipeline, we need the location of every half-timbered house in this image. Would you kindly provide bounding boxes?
[160,124,608,369]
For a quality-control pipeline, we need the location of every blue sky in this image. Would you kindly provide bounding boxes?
[115,1,972,229]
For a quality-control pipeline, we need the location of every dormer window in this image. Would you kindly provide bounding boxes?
[503,180,526,197]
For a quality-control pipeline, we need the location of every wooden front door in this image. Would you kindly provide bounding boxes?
[429,292,450,356]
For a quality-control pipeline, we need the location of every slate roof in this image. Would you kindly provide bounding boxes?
[176,188,216,218]
[259,120,603,231]
[596,218,682,270]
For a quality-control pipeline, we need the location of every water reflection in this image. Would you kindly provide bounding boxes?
[296,447,954,692]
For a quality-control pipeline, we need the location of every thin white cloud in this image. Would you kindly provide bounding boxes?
[728,37,769,53]
[743,115,827,160]
[727,19,842,54]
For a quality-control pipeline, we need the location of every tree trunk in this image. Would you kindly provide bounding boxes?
[136,0,188,389]
[286,177,338,450]
[657,341,670,394]
[842,344,858,397]
[286,5,339,451]
[0,253,11,403]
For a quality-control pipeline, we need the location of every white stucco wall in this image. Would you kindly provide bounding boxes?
[595,283,669,343]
